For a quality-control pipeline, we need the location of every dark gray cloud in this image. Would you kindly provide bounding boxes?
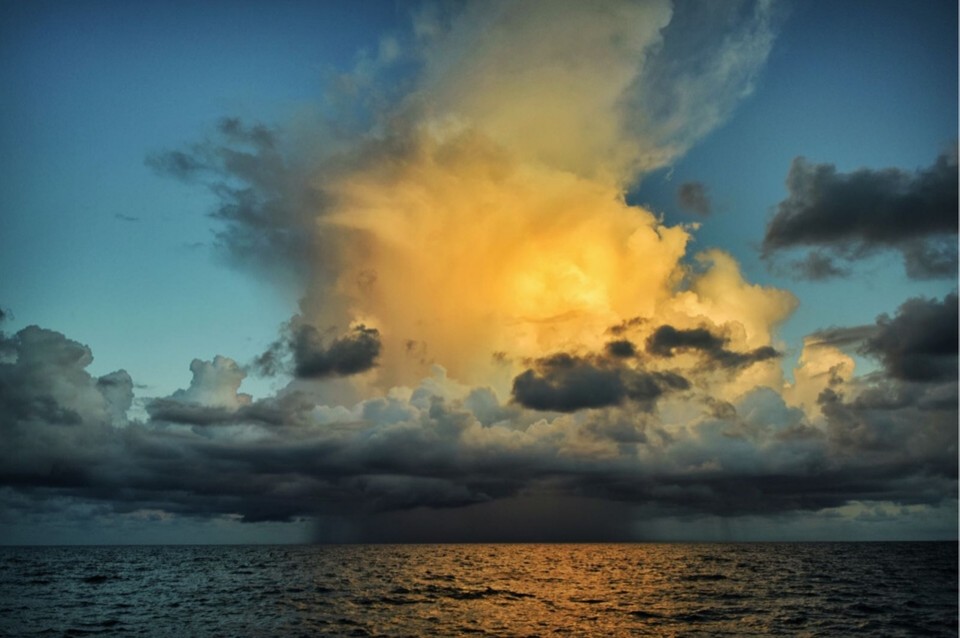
[511,356,625,412]
[805,293,958,384]
[146,399,240,426]
[605,339,637,358]
[511,352,689,412]
[647,325,724,355]
[0,319,955,537]
[762,149,959,279]
[0,326,132,494]
[217,116,276,150]
[901,236,958,280]
[292,324,381,379]
[145,394,310,428]
[787,251,851,281]
[805,324,878,349]
[676,181,712,215]
[817,384,956,480]
[859,293,958,383]
[0,326,126,428]
[607,316,646,336]
[255,323,382,380]
[646,325,780,369]
[146,117,324,281]
[145,149,207,180]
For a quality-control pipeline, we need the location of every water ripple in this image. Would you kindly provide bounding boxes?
[0,542,955,637]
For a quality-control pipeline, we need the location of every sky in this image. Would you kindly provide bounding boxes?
[0,0,956,544]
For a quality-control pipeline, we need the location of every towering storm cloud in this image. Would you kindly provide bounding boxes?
[148,0,786,394]
[2,0,956,542]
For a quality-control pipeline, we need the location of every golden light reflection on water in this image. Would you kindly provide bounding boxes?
[309,544,771,636]
[341,544,682,636]
[3,543,955,636]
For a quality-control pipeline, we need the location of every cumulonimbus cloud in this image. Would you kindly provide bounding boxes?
[144,0,785,393]
[2,1,955,540]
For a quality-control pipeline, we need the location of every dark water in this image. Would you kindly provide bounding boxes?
[0,543,956,637]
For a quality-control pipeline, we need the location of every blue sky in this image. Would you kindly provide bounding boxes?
[635,0,957,359]
[0,0,956,543]
[1,0,407,398]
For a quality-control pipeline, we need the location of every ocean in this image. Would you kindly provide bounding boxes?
[1,543,956,637]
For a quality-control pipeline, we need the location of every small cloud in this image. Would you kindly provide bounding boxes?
[511,352,688,413]
[217,117,276,150]
[255,322,382,380]
[145,149,207,181]
[804,324,878,350]
[788,251,850,280]
[607,316,646,336]
[646,324,780,369]
[293,324,381,379]
[605,339,637,358]
[647,325,725,357]
[677,181,712,215]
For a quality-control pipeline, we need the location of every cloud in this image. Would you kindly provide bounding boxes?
[859,293,958,383]
[291,324,381,379]
[901,236,959,280]
[762,149,959,279]
[800,293,958,385]
[624,0,779,169]
[146,149,206,181]
[785,293,957,423]
[803,324,878,349]
[5,3,954,541]
[0,318,954,538]
[817,381,956,481]
[670,250,798,350]
[511,352,689,412]
[0,326,132,488]
[255,323,382,380]
[145,0,783,392]
[646,324,780,369]
[146,117,323,285]
[410,0,777,178]
[676,181,712,215]
[786,251,851,281]
[0,326,130,427]
[169,356,251,408]
[605,339,637,358]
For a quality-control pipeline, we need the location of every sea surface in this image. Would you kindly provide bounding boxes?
[0,542,956,637]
